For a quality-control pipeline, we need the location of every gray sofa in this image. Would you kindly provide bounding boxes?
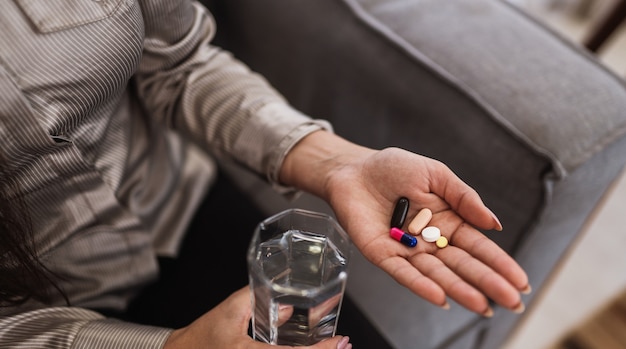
[203,0,626,348]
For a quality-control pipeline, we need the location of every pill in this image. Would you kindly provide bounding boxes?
[390,227,417,247]
[421,226,441,242]
[436,236,449,248]
[390,197,410,228]
[408,208,433,235]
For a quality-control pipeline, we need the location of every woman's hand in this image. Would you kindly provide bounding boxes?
[163,286,351,349]
[280,131,530,316]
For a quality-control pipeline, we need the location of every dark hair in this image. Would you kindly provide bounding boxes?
[0,181,65,306]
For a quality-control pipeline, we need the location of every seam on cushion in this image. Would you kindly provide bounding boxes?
[340,0,573,177]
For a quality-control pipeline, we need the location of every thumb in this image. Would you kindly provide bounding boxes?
[431,163,502,231]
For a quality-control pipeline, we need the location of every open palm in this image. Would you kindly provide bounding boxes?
[325,147,529,316]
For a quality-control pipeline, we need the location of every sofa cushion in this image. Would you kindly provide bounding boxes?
[345,0,626,177]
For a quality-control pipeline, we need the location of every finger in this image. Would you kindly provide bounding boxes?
[429,211,529,296]
[277,304,294,327]
[226,286,253,316]
[450,223,529,294]
[308,336,349,349]
[423,215,527,312]
[435,242,522,311]
[221,286,254,334]
[409,253,488,314]
[309,294,342,327]
[229,286,253,304]
[379,256,448,307]
[428,162,501,231]
[236,288,348,349]
[242,339,298,349]
[243,335,347,349]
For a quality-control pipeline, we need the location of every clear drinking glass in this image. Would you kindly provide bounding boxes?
[247,208,352,346]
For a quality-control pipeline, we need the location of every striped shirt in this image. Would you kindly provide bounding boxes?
[0,0,329,347]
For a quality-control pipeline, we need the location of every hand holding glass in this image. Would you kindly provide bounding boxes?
[247,209,352,346]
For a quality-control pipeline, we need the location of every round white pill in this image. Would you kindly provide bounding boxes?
[421,226,441,242]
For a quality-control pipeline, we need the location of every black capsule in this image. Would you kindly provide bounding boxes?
[390,197,410,229]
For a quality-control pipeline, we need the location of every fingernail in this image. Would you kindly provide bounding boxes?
[441,301,450,310]
[489,209,503,231]
[482,306,494,318]
[337,336,350,349]
[521,284,532,295]
[512,302,525,314]
[345,344,353,349]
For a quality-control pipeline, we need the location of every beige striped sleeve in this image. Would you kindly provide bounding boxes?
[135,1,332,186]
[0,307,172,349]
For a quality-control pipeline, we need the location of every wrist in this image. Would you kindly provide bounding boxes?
[279,130,374,200]
[163,328,186,349]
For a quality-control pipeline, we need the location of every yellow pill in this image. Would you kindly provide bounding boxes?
[436,236,448,248]
[408,208,433,235]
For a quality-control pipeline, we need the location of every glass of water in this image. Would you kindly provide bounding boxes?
[247,208,352,346]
